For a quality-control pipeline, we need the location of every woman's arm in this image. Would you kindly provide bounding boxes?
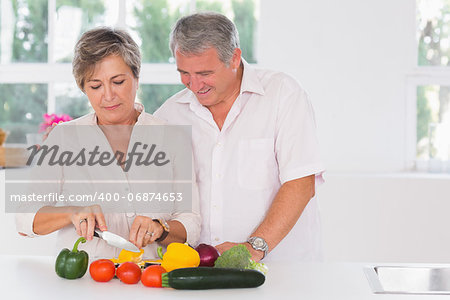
[33,205,107,241]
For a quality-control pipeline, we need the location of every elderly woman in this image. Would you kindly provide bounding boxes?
[15,27,200,258]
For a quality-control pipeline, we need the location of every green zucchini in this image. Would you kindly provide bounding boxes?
[161,267,265,290]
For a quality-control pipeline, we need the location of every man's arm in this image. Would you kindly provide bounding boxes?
[215,174,315,261]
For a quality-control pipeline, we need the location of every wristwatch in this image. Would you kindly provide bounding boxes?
[247,236,269,259]
[153,218,170,242]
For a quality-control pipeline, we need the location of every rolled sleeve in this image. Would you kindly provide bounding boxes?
[171,211,201,246]
[15,212,38,237]
[280,163,326,185]
[276,80,325,184]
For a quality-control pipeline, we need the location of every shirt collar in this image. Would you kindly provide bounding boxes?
[239,59,265,96]
[175,58,265,105]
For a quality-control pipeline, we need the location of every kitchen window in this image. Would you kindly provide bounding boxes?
[0,0,259,144]
[407,0,450,172]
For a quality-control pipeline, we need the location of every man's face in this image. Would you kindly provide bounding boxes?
[175,47,242,109]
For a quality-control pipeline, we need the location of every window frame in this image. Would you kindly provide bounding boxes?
[406,68,450,170]
[0,0,196,114]
[406,1,450,171]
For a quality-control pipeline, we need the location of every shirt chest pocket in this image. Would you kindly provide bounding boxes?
[238,138,278,190]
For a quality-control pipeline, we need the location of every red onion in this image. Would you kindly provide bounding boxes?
[195,243,220,267]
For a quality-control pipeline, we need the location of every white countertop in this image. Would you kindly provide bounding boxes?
[2,255,450,300]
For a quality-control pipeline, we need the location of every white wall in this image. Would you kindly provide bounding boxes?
[257,0,450,262]
[319,173,450,263]
[259,0,415,172]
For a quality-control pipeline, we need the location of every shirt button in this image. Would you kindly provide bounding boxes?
[215,237,220,242]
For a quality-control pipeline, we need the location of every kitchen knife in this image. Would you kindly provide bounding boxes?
[93,229,140,253]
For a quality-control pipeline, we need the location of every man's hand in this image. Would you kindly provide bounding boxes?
[215,241,264,262]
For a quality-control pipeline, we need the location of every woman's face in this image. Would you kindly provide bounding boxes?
[84,55,139,125]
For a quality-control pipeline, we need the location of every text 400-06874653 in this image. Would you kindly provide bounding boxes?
[9,192,184,203]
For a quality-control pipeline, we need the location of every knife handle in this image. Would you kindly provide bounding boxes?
[93,229,102,238]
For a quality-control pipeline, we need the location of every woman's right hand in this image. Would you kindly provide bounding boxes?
[70,205,107,241]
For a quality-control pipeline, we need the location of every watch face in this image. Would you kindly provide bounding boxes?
[254,238,264,248]
[248,237,268,258]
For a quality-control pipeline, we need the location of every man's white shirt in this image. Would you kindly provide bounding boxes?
[155,60,325,261]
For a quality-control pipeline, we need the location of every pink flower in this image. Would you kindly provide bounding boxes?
[39,113,73,132]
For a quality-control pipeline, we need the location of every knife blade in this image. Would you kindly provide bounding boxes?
[94,229,140,253]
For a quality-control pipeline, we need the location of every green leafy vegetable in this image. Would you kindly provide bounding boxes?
[214,244,268,275]
[248,259,269,275]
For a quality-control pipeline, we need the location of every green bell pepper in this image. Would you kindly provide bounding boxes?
[55,237,89,279]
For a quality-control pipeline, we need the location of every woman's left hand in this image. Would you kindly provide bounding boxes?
[129,216,163,249]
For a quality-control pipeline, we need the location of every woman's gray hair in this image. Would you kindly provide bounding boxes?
[73,27,141,91]
[169,12,240,65]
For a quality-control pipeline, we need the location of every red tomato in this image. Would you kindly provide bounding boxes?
[89,259,116,282]
[116,262,141,284]
[141,265,166,287]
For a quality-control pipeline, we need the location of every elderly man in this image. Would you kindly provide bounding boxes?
[154,12,325,262]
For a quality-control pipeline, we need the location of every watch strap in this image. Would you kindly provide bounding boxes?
[153,219,169,242]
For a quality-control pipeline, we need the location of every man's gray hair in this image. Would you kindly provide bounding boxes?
[169,12,240,65]
[73,27,141,91]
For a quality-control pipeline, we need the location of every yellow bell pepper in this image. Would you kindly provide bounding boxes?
[111,248,144,264]
[158,243,200,272]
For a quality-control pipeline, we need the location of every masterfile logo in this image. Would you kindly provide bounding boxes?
[5,124,194,214]
[27,142,170,172]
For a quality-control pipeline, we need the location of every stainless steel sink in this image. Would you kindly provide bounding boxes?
[364,265,450,295]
